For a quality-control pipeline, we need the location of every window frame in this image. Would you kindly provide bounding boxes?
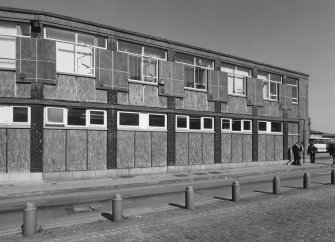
[221,63,251,96]
[117,40,167,84]
[117,111,167,131]
[0,106,31,127]
[258,120,283,134]
[175,52,214,91]
[257,71,282,101]
[221,118,252,133]
[176,115,214,132]
[286,77,299,104]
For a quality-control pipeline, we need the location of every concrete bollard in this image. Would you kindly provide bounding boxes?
[185,186,194,210]
[112,193,123,222]
[23,202,37,237]
[232,181,240,202]
[273,176,280,195]
[331,169,335,185]
[303,173,310,189]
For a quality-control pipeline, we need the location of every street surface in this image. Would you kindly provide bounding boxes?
[0,153,334,241]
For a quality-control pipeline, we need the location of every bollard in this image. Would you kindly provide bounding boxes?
[273,176,280,195]
[23,202,37,237]
[331,169,335,185]
[303,173,310,189]
[112,193,123,222]
[232,181,240,202]
[185,186,194,210]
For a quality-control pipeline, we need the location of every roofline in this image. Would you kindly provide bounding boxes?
[0,6,309,78]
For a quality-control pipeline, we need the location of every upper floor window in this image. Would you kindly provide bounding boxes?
[44,107,106,129]
[258,121,282,134]
[117,40,166,84]
[0,21,30,69]
[257,71,282,101]
[286,77,299,104]
[44,27,107,76]
[221,118,252,132]
[221,63,251,96]
[0,106,30,126]
[117,111,167,131]
[176,115,214,132]
[175,52,214,91]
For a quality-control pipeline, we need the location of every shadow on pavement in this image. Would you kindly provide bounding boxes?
[168,203,185,209]
[283,185,301,189]
[312,182,329,185]
[254,190,273,195]
[213,196,232,201]
[101,212,113,221]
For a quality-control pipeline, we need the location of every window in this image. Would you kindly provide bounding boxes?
[258,121,282,134]
[0,106,30,126]
[221,63,251,96]
[257,71,282,101]
[44,107,106,128]
[0,21,30,69]
[118,112,167,130]
[176,115,214,132]
[222,118,252,132]
[175,52,214,90]
[118,40,166,83]
[287,77,299,103]
[44,27,107,76]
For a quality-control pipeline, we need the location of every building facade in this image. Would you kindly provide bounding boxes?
[0,7,309,181]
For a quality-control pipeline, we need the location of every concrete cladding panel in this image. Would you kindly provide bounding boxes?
[175,132,188,166]
[0,71,15,97]
[43,129,66,172]
[176,90,213,111]
[7,129,30,172]
[207,70,228,102]
[158,61,184,98]
[135,132,151,168]
[299,79,308,119]
[221,133,232,163]
[152,132,167,167]
[117,131,135,168]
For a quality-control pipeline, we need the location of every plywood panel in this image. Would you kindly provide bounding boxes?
[88,131,107,170]
[237,97,248,114]
[275,135,283,161]
[135,132,151,168]
[228,96,238,113]
[184,90,197,110]
[189,133,202,165]
[117,131,134,168]
[266,135,275,161]
[117,92,129,105]
[242,134,252,162]
[258,135,267,161]
[232,134,243,163]
[175,97,184,109]
[43,84,57,99]
[270,101,280,117]
[96,89,107,103]
[175,133,188,165]
[143,85,167,108]
[152,132,167,167]
[196,92,208,111]
[221,133,231,162]
[16,83,31,98]
[203,133,214,164]
[57,75,78,101]
[67,130,87,171]
[0,129,6,173]
[221,103,228,113]
[43,129,66,172]
[77,77,96,102]
[7,129,30,172]
[0,71,15,97]
[129,83,143,106]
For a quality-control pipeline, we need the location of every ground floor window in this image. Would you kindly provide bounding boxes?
[221,118,252,133]
[118,111,167,131]
[258,121,282,134]
[0,106,30,126]
[176,115,214,132]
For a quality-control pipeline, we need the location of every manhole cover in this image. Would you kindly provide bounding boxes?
[174,174,189,177]
[193,172,207,175]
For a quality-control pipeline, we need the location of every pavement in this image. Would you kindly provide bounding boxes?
[0,160,332,213]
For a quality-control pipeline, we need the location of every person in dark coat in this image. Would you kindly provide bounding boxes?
[307,142,317,163]
[292,141,302,165]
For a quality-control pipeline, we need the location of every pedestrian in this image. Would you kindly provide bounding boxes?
[307,141,317,163]
[292,141,302,165]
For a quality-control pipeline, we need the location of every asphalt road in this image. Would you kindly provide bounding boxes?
[0,154,334,239]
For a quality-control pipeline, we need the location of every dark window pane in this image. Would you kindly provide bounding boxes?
[90,111,104,125]
[243,120,251,131]
[13,107,28,123]
[258,121,267,131]
[175,52,194,65]
[149,114,165,127]
[203,118,213,129]
[184,66,194,88]
[196,57,213,68]
[286,77,298,86]
[190,117,201,130]
[119,112,139,126]
[177,116,187,128]
[232,120,241,131]
[144,46,165,59]
[68,108,86,126]
[195,67,207,89]
[47,108,63,123]
[222,119,230,130]
[129,55,141,80]
[271,122,282,132]
[118,41,142,55]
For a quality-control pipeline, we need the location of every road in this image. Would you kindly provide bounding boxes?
[0,154,334,241]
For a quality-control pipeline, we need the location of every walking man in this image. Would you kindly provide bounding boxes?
[307,141,317,163]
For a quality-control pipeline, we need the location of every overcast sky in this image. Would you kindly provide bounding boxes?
[1,0,334,133]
